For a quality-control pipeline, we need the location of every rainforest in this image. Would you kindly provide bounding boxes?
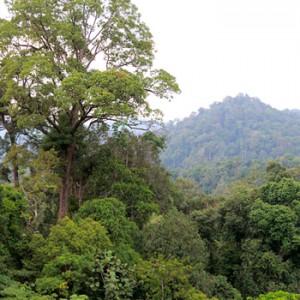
[1,0,300,299]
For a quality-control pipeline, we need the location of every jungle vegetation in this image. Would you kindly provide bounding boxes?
[0,1,300,299]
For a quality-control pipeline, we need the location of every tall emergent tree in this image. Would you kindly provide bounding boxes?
[0,0,179,220]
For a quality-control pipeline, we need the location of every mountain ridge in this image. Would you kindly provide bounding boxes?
[161,94,300,192]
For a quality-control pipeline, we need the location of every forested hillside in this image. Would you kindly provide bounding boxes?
[2,133,300,299]
[161,93,300,193]
[1,1,300,299]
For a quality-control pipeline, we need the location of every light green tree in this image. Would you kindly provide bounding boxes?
[134,256,214,300]
[0,0,179,221]
[4,147,60,232]
[247,290,300,300]
[26,217,112,297]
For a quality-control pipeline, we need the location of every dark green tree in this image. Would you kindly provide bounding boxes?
[0,184,29,278]
[265,161,288,182]
[140,210,208,266]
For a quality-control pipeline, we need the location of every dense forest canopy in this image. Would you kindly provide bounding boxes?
[0,1,300,299]
[161,93,300,193]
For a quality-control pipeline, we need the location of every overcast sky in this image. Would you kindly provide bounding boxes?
[1,1,300,120]
[132,0,300,120]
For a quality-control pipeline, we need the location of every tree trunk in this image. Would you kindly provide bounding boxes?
[58,140,76,222]
[77,180,85,207]
[9,133,20,188]
[73,179,85,207]
[12,165,19,188]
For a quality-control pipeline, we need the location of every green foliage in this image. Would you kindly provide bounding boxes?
[235,239,292,296]
[0,0,179,221]
[78,143,121,202]
[10,148,60,232]
[134,256,213,300]
[162,94,300,193]
[100,130,175,213]
[34,250,136,299]
[250,200,297,253]
[173,177,206,213]
[247,290,300,299]
[0,281,56,299]
[142,131,166,152]
[113,243,140,266]
[141,209,208,265]
[76,129,173,224]
[0,184,29,272]
[75,198,137,245]
[0,184,28,238]
[5,0,300,298]
[189,264,242,300]
[2,139,300,299]
[208,275,242,300]
[111,180,154,212]
[25,217,113,298]
[266,161,288,182]
[34,253,94,297]
[27,217,111,271]
[87,251,136,300]
[205,185,256,280]
[69,296,89,300]
[191,206,221,243]
[0,280,89,299]
[260,178,300,206]
[134,201,160,227]
[220,185,258,242]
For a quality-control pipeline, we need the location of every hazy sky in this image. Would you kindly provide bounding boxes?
[1,1,300,120]
[132,0,300,120]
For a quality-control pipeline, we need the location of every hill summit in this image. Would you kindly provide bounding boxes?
[161,94,300,192]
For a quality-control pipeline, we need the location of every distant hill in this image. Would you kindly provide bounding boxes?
[161,94,300,193]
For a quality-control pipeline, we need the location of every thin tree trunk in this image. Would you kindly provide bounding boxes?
[9,133,20,188]
[73,180,85,207]
[12,165,19,188]
[58,140,76,222]
[77,180,85,207]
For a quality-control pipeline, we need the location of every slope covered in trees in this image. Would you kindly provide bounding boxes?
[2,139,300,299]
[1,0,300,299]
[161,93,300,192]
